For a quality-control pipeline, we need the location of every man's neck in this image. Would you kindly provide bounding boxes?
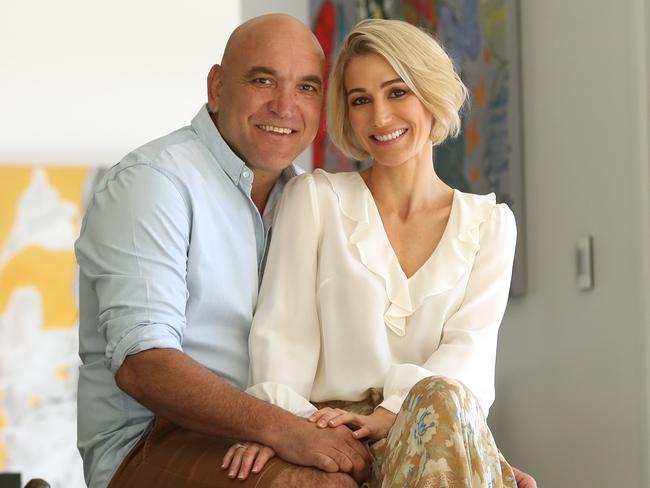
[208,111,284,215]
[250,168,282,216]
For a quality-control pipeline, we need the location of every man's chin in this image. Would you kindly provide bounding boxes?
[248,160,294,176]
[252,152,304,173]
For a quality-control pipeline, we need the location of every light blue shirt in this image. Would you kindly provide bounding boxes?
[75,105,298,488]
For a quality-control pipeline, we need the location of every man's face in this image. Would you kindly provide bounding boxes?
[208,27,324,175]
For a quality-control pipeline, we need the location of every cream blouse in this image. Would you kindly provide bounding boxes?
[247,169,516,417]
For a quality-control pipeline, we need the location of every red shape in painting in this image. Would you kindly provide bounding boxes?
[313,1,335,169]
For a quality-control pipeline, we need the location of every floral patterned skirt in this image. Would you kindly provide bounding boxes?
[316,376,516,488]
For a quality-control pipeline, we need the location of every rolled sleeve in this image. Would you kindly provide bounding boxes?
[75,164,191,373]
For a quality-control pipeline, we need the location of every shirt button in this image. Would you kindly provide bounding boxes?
[242,170,250,179]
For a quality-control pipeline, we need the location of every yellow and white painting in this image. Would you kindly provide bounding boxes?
[0,166,97,486]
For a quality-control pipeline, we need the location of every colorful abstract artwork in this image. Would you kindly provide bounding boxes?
[310,0,525,294]
[0,166,99,486]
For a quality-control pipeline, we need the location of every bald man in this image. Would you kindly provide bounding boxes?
[76,14,369,488]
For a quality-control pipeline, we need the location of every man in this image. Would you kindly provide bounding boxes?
[76,13,368,488]
[76,13,536,488]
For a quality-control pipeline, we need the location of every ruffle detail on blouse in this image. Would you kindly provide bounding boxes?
[318,169,496,337]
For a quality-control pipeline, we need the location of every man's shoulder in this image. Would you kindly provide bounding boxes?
[121,125,200,171]
[97,124,212,197]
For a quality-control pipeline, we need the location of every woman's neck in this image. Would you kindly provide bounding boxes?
[360,150,452,219]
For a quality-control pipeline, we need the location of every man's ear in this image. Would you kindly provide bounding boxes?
[207,64,223,113]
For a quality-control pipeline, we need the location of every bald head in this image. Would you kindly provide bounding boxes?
[221,14,324,70]
[206,14,325,176]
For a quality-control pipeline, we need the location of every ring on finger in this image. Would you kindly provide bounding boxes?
[234,443,247,449]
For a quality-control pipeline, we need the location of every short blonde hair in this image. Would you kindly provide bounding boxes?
[327,18,469,161]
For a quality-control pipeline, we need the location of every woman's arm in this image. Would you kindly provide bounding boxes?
[247,173,322,417]
[379,203,517,416]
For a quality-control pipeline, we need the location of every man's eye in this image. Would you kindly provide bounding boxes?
[253,78,273,85]
[300,84,318,93]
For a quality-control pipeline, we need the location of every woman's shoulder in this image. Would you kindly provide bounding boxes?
[451,190,516,246]
[311,168,361,188]
[285,169,364,201]
[454,190,514,223]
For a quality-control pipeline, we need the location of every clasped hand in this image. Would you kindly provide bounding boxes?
[222,406,395,480]
[308,406,396,441]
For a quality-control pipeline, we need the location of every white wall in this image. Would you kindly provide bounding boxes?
[490,1,650,487]
[0,0,241,166]
[242,0,308,23]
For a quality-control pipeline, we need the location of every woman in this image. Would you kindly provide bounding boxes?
[224,18,526,487]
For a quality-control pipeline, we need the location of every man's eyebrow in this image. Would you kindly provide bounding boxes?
[244,66,277,78]
[347,78,404,96]
[302,75,323,87]
[244,67,322,87]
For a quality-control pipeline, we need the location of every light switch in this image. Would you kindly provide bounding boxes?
[575,235,594,291]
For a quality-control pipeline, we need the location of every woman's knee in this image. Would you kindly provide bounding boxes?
[408,375,467,399]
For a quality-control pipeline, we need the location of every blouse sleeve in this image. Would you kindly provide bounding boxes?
[246,174,321,418]
[379,203,517,417]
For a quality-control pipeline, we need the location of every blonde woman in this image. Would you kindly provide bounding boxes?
[224,19,535,488]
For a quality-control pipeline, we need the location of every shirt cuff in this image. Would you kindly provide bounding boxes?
[381,363,439,415]
[246,382,317,418]
[107,323,183,373]
[378,395,405,414]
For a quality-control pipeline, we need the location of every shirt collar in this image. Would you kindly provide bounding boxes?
[191,104,301,187]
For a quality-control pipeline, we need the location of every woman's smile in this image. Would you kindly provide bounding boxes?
[370,128,408,144]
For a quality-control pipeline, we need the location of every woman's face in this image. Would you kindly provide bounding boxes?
[344,53,433,167]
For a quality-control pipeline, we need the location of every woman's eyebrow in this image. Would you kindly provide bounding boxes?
[347,78,404,95]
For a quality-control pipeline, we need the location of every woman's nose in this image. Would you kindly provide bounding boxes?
[372,100,392,127]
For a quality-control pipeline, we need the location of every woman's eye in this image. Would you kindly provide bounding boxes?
[350,96,369,106]
[391,88,406,98]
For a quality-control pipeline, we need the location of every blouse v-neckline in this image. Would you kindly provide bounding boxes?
[354,171,457,283]
[317,169,495,336]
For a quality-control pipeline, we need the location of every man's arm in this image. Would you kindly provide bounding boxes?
[116,348,369,480]
[76,165,369,481]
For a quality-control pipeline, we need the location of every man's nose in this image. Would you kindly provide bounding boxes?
[268,86,296,118]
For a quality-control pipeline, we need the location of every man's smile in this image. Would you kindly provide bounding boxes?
[256,124,296,135]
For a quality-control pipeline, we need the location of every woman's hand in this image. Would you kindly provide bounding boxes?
[512,467,537,488]
[221,441,275,480]
[309,406,396,440]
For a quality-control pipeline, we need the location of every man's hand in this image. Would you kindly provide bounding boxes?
[270,417,371,483]
[309,406,396,440]
[513,466,537,488]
